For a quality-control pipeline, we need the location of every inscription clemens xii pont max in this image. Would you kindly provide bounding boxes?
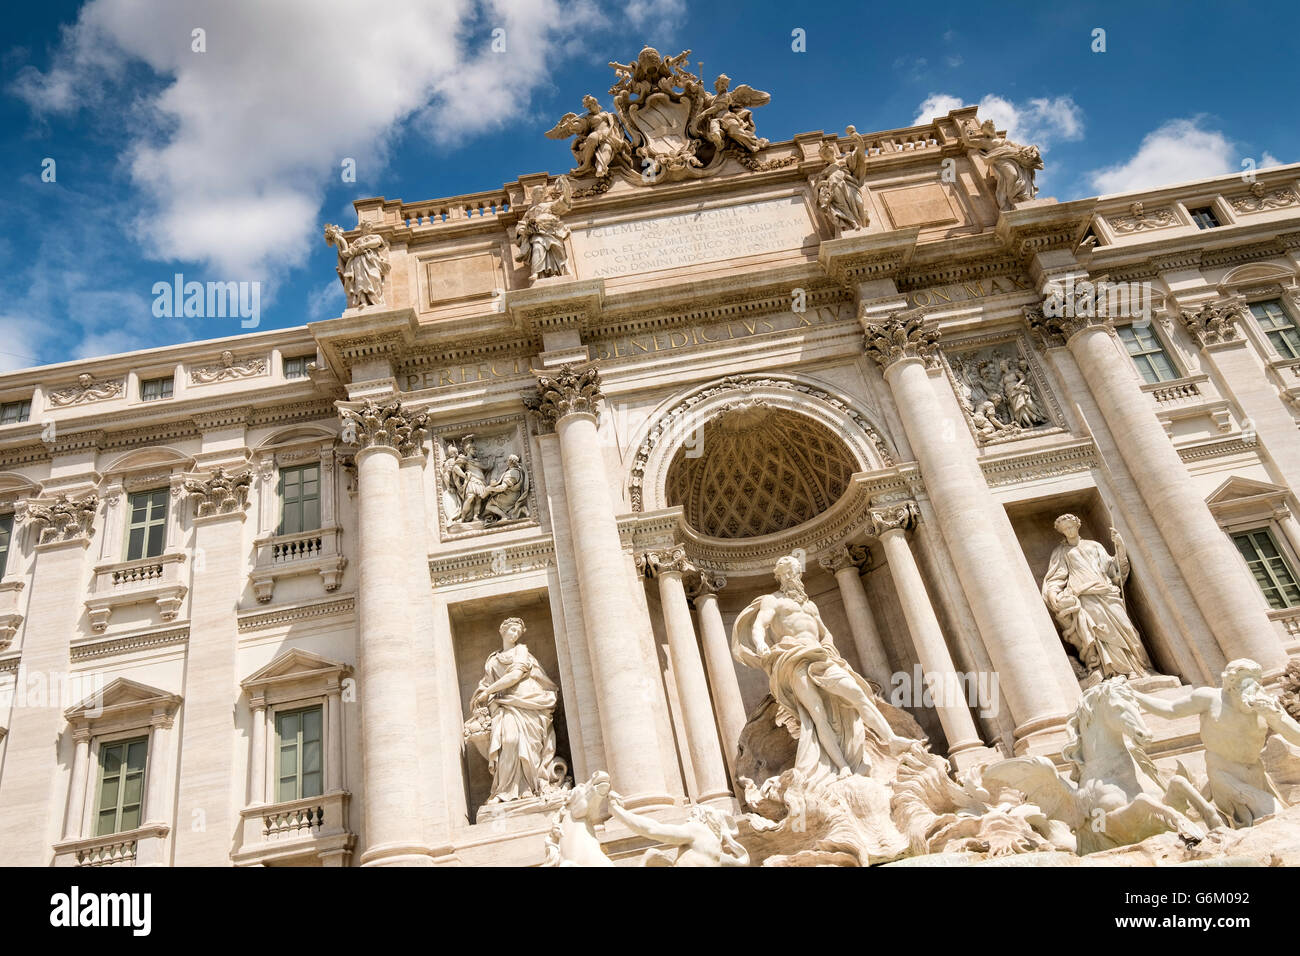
[572,197,814,279]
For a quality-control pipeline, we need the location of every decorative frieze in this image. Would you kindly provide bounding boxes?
[861,311,942,370]
[1107,202,1176,234]
[190,351,267,385]
[434,421,535,536]
[523,364,604,429]
[70,626,190,662]
[1229,183,1299,214]
[428,537,556,587]
[48,375,123,407]
[236,596,356,633]
[1179,300,1244,348]
[337,399,429,457]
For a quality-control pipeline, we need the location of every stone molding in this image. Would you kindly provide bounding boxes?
[70,626,190,662]
[237,596,356,633]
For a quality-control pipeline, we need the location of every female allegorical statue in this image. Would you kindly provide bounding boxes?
[465,617,562,804]
[1042,513,1153,680]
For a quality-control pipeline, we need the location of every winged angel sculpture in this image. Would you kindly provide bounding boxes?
[544,46,773,185]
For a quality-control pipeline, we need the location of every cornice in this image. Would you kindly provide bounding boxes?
[428,534,556,587]
[237,596,356,633]
[70,626,190,662]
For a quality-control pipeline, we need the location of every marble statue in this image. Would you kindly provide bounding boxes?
[732,555,913,785]
[545,94,632,179]
[514,176,573,279]
[324,220,390,308]
[464,617,564,805]
[607,792,749,866]
[981,679,1221,854]
[440,436,530,527]
[959,117,1042,209]
[1282,659,1300,722]
[1042,513,1153,681]
[541,771,614,866]
[691,73,771,154]
[1132,659,1300,828]
[811,127,869,233]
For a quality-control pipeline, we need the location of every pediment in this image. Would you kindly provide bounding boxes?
[102,446,195,478]
[1206,475,1293,520]
[242,647,350,693]
[1217,262,1296,292]
[64,676,181,724]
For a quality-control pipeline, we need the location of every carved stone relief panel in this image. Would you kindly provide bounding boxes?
[431,417,538,539]
[942,334,1063,445]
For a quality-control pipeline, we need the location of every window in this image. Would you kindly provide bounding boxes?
[125,488,168,561]
[277,463,321,535]
[0,513,11,577]
[1188,206,1221,229]
[95,736,148,836]
[1232,529,1300,610]
[140,376,173,402]
[283,355,313,379]
[1248,299,1300,359]
[0,399,30,425]
[276,705,323,802]
[1117,323,1178,383]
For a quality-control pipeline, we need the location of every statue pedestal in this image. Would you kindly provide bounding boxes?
[474,789,572,827]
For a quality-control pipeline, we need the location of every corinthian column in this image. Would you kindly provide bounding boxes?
[638,547,730,802]
[818,545,893,691]
[338,399,434,865]
[685,570,747,781]
[526,366,670,807]
[862,313,1074,751]
[870,503,983,759]
[1028,307,1286,672]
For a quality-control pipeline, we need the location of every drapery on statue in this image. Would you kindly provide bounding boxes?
[811,127,869,233]
[732,556,914,784]
[1133,659,1300,828]
[514,175,574,279]
[323,220,390,308]
[607,792,750,866]
[959,117,1042,209]
[545,95,632,179]
[464,618,566,805]
[1042,513,1153,681]
[440,437,531,526]
[691,73,771,153]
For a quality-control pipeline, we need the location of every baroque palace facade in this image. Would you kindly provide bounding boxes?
[3,48,1300,867]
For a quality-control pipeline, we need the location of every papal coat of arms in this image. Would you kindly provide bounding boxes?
[545,45,775,185]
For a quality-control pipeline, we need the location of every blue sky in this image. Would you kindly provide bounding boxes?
[2,0,1297,371]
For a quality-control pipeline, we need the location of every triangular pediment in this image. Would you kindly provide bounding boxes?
[1206,475,1290,506]
[64,676,181,723]
[241,647,350,692]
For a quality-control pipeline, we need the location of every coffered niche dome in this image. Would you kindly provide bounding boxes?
[665,402,856,539]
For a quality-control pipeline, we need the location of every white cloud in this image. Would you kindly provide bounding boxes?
[1260,151,1282,169]
[12,0,601,282]
[912,92,1084,149]
[1087,118,1235,195]
[307,280,345,321]
[624,0,686,39]
[0,316,47,372]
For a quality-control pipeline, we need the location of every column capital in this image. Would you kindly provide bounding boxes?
[1178,298,1245,349]
[685,569,726,601]
[337,398,429,458]
[184,467,252,520]
[861,310,942,371]
[870,501,919,537]
[819,543,870,574]
[1023,303,1112,350]
[524,363,604,430]
[25,493,98,547]
[636,545,695,580]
